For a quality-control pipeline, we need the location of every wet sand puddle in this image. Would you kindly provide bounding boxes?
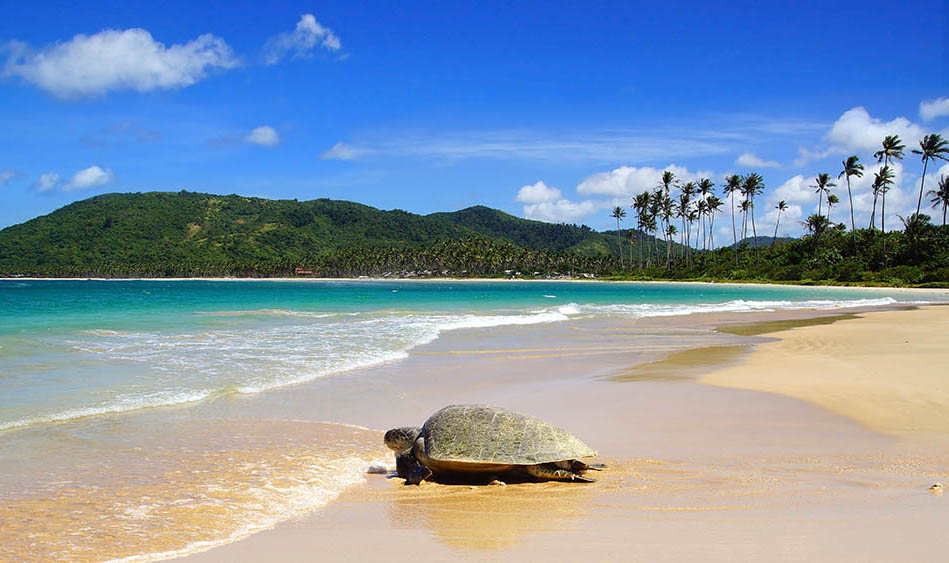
[0,420,387,562]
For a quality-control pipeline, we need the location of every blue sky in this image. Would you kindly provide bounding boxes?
[1,0,947,242]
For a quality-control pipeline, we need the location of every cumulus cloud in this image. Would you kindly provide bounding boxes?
[34,172,60,192]
[245,125,279,146]
[522,199,600,224]
[792,106,932,168]
[263,14,341,65]
[576,164,713,197]
[770,175,817,206]
[735,152,780,168]
[824,107,925,153]
[516,181,562,204]
[920,97,949,121]
[320,142,361,160]
[3,28,237,97]
[0,169,18,186]
[65,166,114,191]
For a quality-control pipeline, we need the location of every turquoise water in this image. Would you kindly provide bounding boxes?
[0,279,934,432]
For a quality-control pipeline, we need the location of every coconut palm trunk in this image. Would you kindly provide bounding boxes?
[730,193,738,265]
[880,187,886,267]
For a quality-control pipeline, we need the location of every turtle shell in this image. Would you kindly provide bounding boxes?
[420,404,595,465]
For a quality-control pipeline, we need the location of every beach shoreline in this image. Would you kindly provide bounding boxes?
[3,282,947,562]
[178,303,949,562]
[5,275,949,295]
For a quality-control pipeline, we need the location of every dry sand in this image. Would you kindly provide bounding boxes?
[704,306,949,441]
[183,305,949,562]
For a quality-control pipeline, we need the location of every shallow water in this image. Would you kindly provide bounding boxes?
[0,280,942,561]
[0,280,921,433]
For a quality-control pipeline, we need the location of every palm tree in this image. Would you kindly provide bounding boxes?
[874,165,895,260]
[811,173,836,217]
[741,173,765,263]
[642,213,657,268]
[697,178,715,252]
[661,195,675,269]
[911,133,949,218]
[826,194,839,222]
[803,213,832,239]
[874,134,906,171]
[678,181,695,262]
[633,192,650,269]
[677,191,692,260]
[898,213,931,257]
[649,190,664,266]
[869,136,904,232]
[838,155,864,248]
[626,229,636,266]
[772,200,788,245]
[869,181,881,230]
[928,175,949,227]
[660,170,677,198]
[610,206,627,268]
[739,199,752,240]
[696,198,710,252]
[722,174,742,266]
[706,195,723,250]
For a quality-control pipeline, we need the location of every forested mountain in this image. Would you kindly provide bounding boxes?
[4,190,945,285]
[0,191,667,277]
[429,206,612,255]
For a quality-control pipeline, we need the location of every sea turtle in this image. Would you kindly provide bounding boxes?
[384,404,602,485]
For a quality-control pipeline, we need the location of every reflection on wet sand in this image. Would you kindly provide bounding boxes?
[375,452,949,554]
[387,476,596,550]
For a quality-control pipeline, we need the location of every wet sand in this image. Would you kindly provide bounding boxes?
[183,304,949,562]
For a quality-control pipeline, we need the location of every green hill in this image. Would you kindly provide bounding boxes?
[0,191,664,277]
[429,205,609,254]
[4,190,945,285]
[0,191,480,272]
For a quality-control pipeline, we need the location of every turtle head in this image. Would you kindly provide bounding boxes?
[384,427,421,453]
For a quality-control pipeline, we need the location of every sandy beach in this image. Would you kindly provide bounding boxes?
[175,303,949,563]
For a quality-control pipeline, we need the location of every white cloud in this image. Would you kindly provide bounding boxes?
[756,203,803,239]
[824,107,925,153]
[263,14,341,65]
[769,175,815,206]
[320,142,361,160]
[245,125,279,147]
[576,164,713,197]
[522,199,600,224]
[792,146,834,168]
[3,28,237,97]
[0,169,18,186]
[516,181,562,204]
[920,97,949,121]
[65,165,114,191]
[735,152,780,168]
[34,172,60,192]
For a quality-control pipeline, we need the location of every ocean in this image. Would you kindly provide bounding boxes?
[0,279,936,561]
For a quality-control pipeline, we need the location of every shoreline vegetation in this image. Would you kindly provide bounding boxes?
[3,132,949,290]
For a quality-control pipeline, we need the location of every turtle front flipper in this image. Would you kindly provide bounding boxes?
[571,460,606,471]
[397,451,433,485]
[527,463,596,483]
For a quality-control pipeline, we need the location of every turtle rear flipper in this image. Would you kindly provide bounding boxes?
[527,463,596,483]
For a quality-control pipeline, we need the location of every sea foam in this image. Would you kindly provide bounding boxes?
[0,293,911,431]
